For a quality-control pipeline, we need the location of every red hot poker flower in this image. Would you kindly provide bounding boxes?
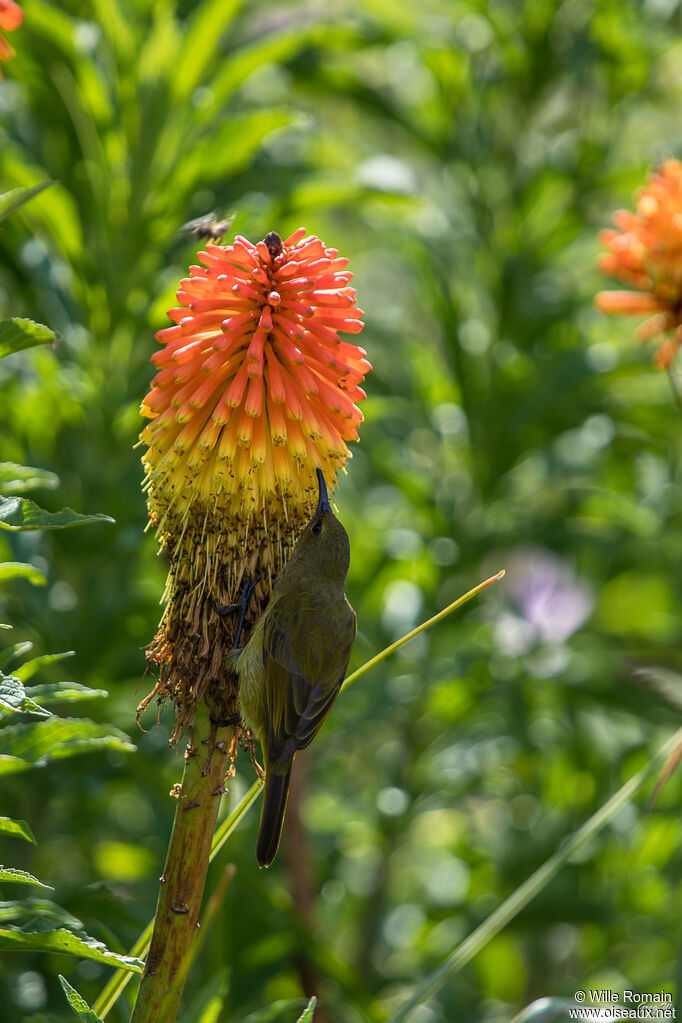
[139,228,370,731]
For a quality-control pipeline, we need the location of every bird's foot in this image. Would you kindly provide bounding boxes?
[213,573,261,648]
[251,752,265,782]
[210,713,242,728]
[240,728,265,781]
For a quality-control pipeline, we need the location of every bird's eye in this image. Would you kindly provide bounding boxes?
[312,520,322,535]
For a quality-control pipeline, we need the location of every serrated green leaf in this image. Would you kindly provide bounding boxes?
[0,867,53,890]
[60,976,104,1022]
[0,562,47,586]
[0,462,59,496]
[296,998,317,1023]
[25,681,108,705]
[0,319,56,360]
[0,718,135,772]
[0,497,114,531]
[0,673,51,719]
[0,816,36,844]
[14,650,75,683]
[0,182,55,223]
[0,641,33,670]
[0,897,81,929]
[0,925,144,970]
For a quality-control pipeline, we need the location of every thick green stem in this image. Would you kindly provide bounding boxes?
[130,700,231,1023]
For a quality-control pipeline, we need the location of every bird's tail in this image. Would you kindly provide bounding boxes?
[256,763,292,868]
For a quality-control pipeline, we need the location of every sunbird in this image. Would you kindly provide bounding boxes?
[216,469,356,867]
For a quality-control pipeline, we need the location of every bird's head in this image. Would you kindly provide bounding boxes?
[291,469,350,582]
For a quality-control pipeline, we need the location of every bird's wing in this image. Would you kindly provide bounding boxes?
[262,595,356,768]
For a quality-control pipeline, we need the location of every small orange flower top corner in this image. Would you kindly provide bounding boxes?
[0,0,23,79]
[595,159,682,369]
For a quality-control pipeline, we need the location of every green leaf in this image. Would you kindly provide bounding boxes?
[14,650,75,683]
[0,816,36,844]
[169,110,296,198]
[0,641,33,670]
[0,897,81,929]
[180,968,230,1023]
[25,681,109,705]
[192,29,317,128]
[0,497,114,531]
[0,463,59,496]
[296,999,317,1023]
[59,976,104,1022]
[0,319,56,360]
[0,867,53,890]
[0,182,55,223]
[0,562,47,586]
[0,718,135,773]
[0,925,144,971]
[171,0,242,101]
[0,673,51,720]
[0,755,30,775]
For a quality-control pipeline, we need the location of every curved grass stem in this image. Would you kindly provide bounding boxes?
[342,570,505,692]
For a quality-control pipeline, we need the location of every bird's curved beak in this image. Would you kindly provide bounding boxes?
[316,468,331,514]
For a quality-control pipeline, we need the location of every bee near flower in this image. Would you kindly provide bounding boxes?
[138,228,370,739]
[595,159,682,369]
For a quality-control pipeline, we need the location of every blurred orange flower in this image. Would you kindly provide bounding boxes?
[0,0,23,79]
[595,159,682,368]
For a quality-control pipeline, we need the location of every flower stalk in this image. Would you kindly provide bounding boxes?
[129,703,233,1023]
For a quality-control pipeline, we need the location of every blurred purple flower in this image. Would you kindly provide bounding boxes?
[495,548,593,654]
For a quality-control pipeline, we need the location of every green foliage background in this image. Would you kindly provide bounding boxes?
[1,0,682,1020]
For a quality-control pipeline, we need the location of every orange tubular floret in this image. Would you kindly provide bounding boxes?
[284,227,307,246]
[267,394,288,444]
[594,291,664,314]
[272,443,293,483]
[284,419,308,461]
[217,418,239,462]
[244,376,264,418]
[218,363,249,411]
[265,349,288,404]
[250,412,268,464]
[272,313,305,341]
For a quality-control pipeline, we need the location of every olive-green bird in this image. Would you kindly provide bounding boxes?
[216,469,356,868]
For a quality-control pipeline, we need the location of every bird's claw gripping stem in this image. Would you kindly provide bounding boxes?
[210,712,242,728]
[213,573,261,648]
